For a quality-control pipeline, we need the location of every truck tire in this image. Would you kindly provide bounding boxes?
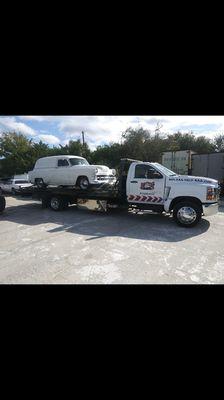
[0,196,6,212]
[49,196,68,211]
[77,176,89,190]
[173,201,202,227]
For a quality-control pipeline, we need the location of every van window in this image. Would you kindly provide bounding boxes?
[135,165,163,179]
[69,158,89,166]
[58,159,70,167]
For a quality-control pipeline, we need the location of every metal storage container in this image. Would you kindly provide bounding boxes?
[161,150,196,175]
[192,153,224,182]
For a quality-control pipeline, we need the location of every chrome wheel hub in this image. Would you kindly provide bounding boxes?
[177,206,197,224]
[80,179,89,189]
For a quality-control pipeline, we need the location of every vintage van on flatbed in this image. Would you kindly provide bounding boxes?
[28,155,116,190]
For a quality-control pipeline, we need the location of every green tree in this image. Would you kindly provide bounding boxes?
[165,132,215,154]
[193,136,215,154]
[91,143,124,168]
[0,132,34,176]
[214,134,224,152]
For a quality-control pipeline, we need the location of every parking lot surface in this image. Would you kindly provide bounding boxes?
[0,196,224,284]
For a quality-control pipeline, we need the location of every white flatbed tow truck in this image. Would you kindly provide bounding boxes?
[10,158,220,227]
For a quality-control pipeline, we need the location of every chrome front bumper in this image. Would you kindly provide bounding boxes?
[202,202,218,217]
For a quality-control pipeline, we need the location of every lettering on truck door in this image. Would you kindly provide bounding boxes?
[128,164,165,204]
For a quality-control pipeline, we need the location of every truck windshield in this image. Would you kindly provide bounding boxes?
[154,163,177,176]
[69,158,89,166]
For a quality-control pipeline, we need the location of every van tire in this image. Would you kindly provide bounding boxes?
[0,196,6,212]
[77,176,89,190]
[173,201,202,227]
[35,178,47,189]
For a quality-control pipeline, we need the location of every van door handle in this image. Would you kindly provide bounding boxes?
[131,181,137,183]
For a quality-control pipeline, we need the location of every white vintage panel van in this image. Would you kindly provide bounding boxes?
[28,155,116,189]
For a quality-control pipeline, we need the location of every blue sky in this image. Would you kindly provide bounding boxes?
[0,116,224,150]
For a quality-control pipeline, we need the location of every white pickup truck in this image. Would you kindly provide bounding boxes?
[29,158,219,227]
[28,155,116,189]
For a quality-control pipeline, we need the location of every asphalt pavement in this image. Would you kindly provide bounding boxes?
[0,196,224,284]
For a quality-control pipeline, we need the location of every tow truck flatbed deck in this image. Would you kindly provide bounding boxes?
[25,182,120,200]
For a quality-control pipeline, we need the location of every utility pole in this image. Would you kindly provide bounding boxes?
[82,131,85,146]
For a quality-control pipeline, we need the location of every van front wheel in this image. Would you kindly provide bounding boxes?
[77,176,89,190]
[173,201,202,227]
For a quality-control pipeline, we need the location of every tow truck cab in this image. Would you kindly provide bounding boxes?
[124,161,219,226]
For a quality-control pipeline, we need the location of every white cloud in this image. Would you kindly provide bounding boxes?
[38,134,60,145]
[58,116,142,148]
[0,116,36,136]
[3,116,224,148]
[57,115,224,147]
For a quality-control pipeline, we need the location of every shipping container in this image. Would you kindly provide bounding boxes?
[161,150,196,175]
[192,153,224,182]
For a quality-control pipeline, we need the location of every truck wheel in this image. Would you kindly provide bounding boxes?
[50,196,67,211]
[0,196,6,212]
[35,178,47,189]
[77,176,89,190]
[173,201,202,227]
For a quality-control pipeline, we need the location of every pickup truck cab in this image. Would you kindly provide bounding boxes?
[125,161,219,226]
[28,155,116,189]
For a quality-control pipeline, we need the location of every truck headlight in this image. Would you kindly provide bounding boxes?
[207,187,216,201]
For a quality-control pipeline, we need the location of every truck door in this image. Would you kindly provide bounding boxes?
[128,164,165,204]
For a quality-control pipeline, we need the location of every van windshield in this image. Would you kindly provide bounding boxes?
[154,163,177,176]
[69,158,89,166]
